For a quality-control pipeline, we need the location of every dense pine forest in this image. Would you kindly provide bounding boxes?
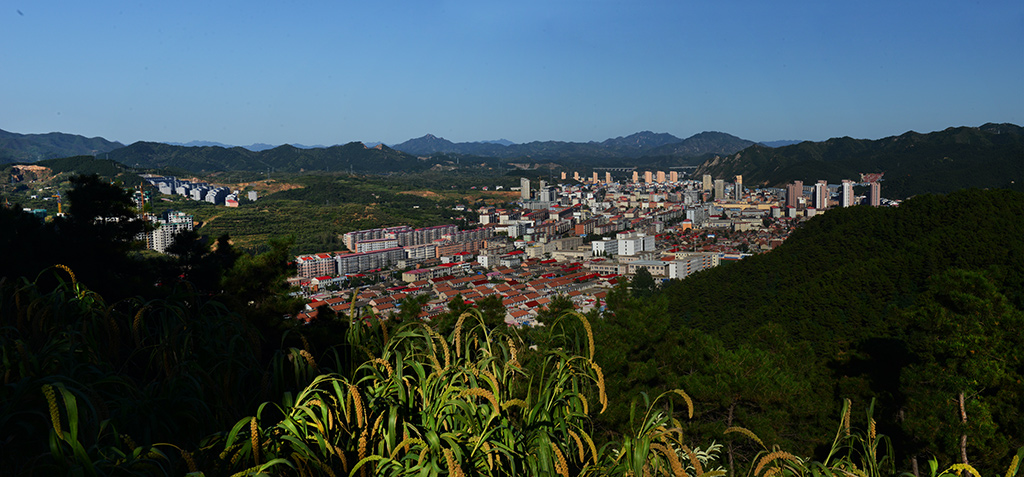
[1,177,1022,476]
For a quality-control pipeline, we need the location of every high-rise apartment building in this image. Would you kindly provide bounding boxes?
[840,180,855,207]
[670,171,678,182]
[714,179,725,200]
[656,171,666,183]
[786,180,803,208]
[520,178,530,200]
[644,171,653,184]
[869,181,881,207]
[814,180,829,210]
[734,175,743,200]
[702,175,712,193]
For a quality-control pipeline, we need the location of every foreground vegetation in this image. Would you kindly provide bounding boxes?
[5,270,1020,476]
[3,176,1023,475]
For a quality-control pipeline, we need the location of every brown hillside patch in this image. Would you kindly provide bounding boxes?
[222,180,304,194]
[399,190,443,199]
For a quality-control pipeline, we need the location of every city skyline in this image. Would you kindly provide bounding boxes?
[2,1,1022,147]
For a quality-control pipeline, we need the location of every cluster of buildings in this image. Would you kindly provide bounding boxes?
[291,171,841,325]
[138,210,195,253]
[275,168,888,326]
[142,174,258,207]
[295,224,499,280]
[779,174,886,218]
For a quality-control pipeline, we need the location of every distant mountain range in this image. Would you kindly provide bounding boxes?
[0,128,123,164]
[696,123,1024,198]
[3,124,1021,199]
[759,140,804,148]
[101,141,424,174]
[391,130,756,160]
[163,140,327,151]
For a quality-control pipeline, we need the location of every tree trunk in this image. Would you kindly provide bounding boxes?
[911,455,919,477]
[959,391,968,465]
[728,399,737,477]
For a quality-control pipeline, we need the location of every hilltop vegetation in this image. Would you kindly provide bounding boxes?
[0,128,123,164]
[695,123,1024,198]
[598,188,1024,472]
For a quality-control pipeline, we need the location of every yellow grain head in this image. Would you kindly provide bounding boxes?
[869,418,876,442]
[568,429,585,463]
[454,311,470,355]
[946,464,981,477]
[650,443,687,477]
[439,332,451,369]
[724,427,765,450]
[336,444,349,472]
[480,368,499,393]
[682,445,703,476]
[378,315,389,344]
[754,451,798,477]
[55,264,76,285]
[132,306,146,347]
[372,412,385,438]
[507,337,518,363]
[502,398,528,411]
[578,393,589,415]
[350,384,365,428]
[444,448,465,477]
[122,433,138,451]
[462,388,500,416]
[550,443,569,477]
[672,389,694,419]
[590,361,608,413]
[358,429,369,477]
[300,334,311,353]
[1005,454,1020,477]
[481,441,494,470]
[299,349,318,372]
[573,311,595,360]
[180,449,198,473]
[843,398,851,437]
[42,384,62,437]
[250,417,260,465]
[373,358,394,379]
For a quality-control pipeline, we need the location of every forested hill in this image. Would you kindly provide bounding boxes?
[0,128,123,164]
[597,188,1024,469]
[694,123,1024,198]
[102,141,427,173]
[392,130,755,159]
[662,188,1024,348]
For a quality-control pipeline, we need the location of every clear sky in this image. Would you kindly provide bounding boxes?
[2,1,1022,146]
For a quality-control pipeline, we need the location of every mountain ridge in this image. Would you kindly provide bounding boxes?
[0,128,124,164]
[694,122,1024,198]
[391,130,754,159]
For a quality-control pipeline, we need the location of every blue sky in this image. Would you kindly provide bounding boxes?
[2,1,1022,146]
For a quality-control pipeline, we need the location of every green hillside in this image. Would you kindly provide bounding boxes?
[597,188,1024,471]
[0,128,123,164]
[695,123,1024,198]
[103,141,428,174]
